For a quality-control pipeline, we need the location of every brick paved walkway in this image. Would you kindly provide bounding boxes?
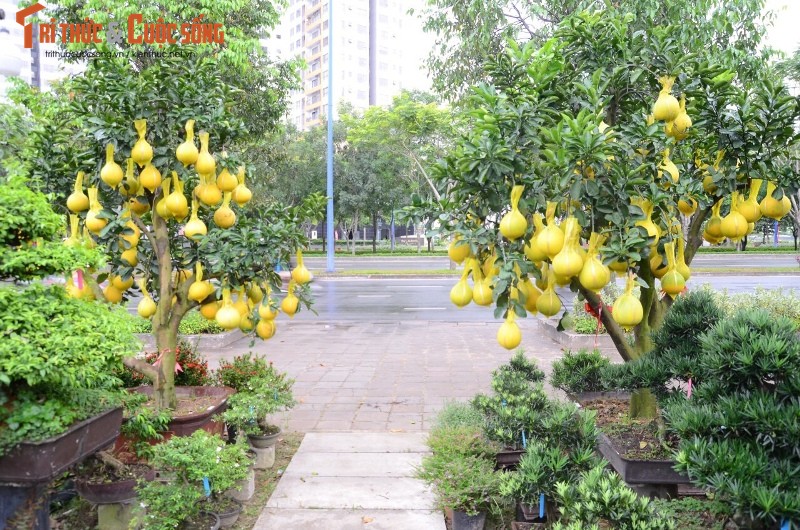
[204,319,623,432]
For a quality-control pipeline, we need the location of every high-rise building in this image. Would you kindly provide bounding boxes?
[263,0,431,131]
[0,1,83,97]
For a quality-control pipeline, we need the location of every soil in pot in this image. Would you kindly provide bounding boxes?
[581,398,679,459]
[75,456,154,504]
[204,496,242,528]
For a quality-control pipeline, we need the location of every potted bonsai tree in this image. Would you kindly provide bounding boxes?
[417,425,506,530]
[133,430,251,530]
[0,181,138,526]
[13,0,326,417]
[221,364,295,468]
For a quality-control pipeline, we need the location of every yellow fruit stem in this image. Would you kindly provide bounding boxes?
[748,179,763,201]
[69,214,79,239]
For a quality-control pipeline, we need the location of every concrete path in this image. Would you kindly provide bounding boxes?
[253,432,445,530]
[203,319,621,529]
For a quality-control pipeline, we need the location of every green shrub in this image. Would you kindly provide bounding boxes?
[129,309,225,335]
[699,285,800,325]
[431,401,484,433]
[551,466,676,529]
[603,290,722,397]
[214,352,276,392]
[550,349,611,394]
[417,452,506,516]
[573,316,606,334]
[666,309,800,527]
[134,431,251,530]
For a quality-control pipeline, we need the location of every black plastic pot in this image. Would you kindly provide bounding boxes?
[76,467,156,504]
[210,498,242,528]
[247,427,281,449]
[597,432,688,498]
[452,510,486,530]
[495,448,525,470]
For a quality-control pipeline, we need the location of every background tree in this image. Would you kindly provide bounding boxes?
[345,91,457,251]
[417,0,774,102]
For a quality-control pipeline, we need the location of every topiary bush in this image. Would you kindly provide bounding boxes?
[602,290,723,397]
[551,465,676,529]
[550,349,611,394]
[665,309,800,528]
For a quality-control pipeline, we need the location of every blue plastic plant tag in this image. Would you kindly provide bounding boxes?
[521,430,527,449]
[203,477,211,497]
[274,390,279,401]
[539,493,545,518]
[501,399,507,407]
[781,520,790,530]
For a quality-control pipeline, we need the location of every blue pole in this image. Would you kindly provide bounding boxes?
[774,220,779,247]
[325,0,335,272]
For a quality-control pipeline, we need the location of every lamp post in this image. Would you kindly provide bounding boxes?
[325,0,335,272]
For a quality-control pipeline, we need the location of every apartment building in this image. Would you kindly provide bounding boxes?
[0,0,83,97]
[264,0,430,130]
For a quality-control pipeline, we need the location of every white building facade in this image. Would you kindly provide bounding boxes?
[264,0,431,130]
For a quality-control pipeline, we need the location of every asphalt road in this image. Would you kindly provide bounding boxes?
[287,275,800,323]
[304,253,800,272]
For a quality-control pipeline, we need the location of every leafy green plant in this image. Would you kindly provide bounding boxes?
[500,439,599,518]
[573,316,605,335]
[666,310,800,527]
[417,452,506,517]
[133,431,251,530]
[221,367,296,436]
[549,349,611,394]
[551,465,676,529]
[118,393,172,461]
[471,365,552,448]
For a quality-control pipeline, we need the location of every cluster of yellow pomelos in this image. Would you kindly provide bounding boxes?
[451,76,793,350]
[64,119,311,340]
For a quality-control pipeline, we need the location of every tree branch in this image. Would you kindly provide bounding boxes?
[577,282,637,362]
[122,355,159,382]
[684,206,712,265]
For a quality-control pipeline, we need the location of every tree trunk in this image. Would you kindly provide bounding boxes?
[630,389,658,419]
[416,222,422,253]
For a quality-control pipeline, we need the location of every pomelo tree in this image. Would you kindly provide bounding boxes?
[12,0,325,410]
[421,6,800,392]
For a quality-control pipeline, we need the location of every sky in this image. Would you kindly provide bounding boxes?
[764,0,800,56]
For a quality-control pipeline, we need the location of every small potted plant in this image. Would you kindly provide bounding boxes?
[418,451,505,530]
[133,430,250,529]
[221,363,295,467]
